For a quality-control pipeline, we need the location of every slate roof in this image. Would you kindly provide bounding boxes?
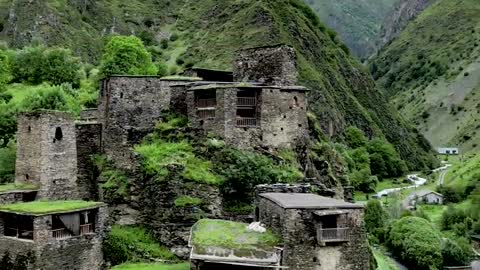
[259,193,363,209]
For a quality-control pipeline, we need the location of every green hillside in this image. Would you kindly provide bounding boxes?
[0,0,437,170]
[304,0,397,58]
[370,0,480,152]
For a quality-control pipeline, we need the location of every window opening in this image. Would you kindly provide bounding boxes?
[55,127,63,141]
[196,90,216,119]
[4,214,34,240]
[236,89,258,127]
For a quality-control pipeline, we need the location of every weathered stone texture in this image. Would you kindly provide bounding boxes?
[15,112,78,200]
[234,45,298,86]
[99,77,191,169]
[0,191,36,204]
[75,122,102,201]
[257,195,370,270]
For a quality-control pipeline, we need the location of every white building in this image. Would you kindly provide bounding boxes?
[437,147,459,155]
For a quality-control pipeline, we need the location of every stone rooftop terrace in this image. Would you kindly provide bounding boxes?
[260,193,363,209]
[0,183,39,194]
[0,200,105,216]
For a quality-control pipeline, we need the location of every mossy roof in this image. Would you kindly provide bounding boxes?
[188,83,308,91]
[0,183,39,194]
[191,219,280,251]
[0,200,105,216]
[160,75,203,81]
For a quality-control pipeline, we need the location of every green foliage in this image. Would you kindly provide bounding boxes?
[367,138,407,179]
[441,204,467,231]
[0,200,103,215]
[174,195,203,208]
[345,126,368,148]
[10,46,82,87]
[0,142,15,183]
[20,85,71,112]
[348,147,370,171]
[103,225,177,266]
[215,148,303,203]
[101,169,130,203]
[99,35,157,78]
[350,168,378,193]
[0,50,11,88]
[387,216,443,270]
[441,237,474,267]
[364,200,387,239]
[112,263,190,270]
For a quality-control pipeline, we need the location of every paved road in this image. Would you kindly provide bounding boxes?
[375,174,427,198]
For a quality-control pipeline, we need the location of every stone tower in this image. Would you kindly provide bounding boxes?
[15,111,78,200]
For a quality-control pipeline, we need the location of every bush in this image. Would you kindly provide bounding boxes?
[442,237,474,266]
[11,46,82,87]
[364,200,387,238]
[367,138,407,178]
[387,216,443,269]
[0,142,15,183]
[99,35,157,78]
[437,185,463,203]
[103,225,177,266]
[441,205,467,231]
[0,49,11,88]
[344,126,367,148]
[349,168,377,193]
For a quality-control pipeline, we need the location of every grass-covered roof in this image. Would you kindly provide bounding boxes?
[191,219,280,251]
[0,200,105,215]
[0,183,39,194]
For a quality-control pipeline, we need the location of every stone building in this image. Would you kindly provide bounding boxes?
[0,201,107,270]
[189,185,370,270]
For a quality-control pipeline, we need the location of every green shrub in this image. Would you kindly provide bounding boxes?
[344,126,368,148]
[442,237,474,267]
[367,138,407,178]
[387,216,443,270]
[0,142,15,183]
[349,168,377,193]
[364,200,387,239]
[99,35,157,78]
[103,225,177,266]
[441,204,467,230]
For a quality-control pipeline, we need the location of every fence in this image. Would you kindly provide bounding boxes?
[51,228,72,240]
[80,224,94,235]
[197,109,216,119]
[237,97,256,106]
[317,228,350,242]
[236,117,257,127]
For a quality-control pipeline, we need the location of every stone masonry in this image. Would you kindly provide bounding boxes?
[15,112,79,200]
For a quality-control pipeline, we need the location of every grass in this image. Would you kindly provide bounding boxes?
[104,225,177,264]
[160,76,202,81]
[0,200,104,215]
[191,219,280,250]
[417,204,446,229]
[373,248,399,270]
[0,183,38,193]
[174,196,202,208]
[111,263,190,270]
[444,153,480,192]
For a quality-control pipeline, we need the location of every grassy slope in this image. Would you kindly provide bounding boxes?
[0,0,437,170]
[370,0,480,152]
[304,0,397,58]
[174,0,437,170]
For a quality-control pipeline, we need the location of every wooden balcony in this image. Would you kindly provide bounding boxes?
[197,108,216,119]
[80,224,94,235]
[5,227,33,240]
[51,228,72,240]
[236,117,257,127]
[317,228,350,243]
[237,97,256,107]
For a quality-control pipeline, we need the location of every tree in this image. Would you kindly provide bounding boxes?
[344,126,367,148]
[387,216,443,270]
[442,237,474,267]
[441,204,467,231]
[0,50,10,88]
[348,147,370,170]
[10,46,82,87]
[99,35,157,78]
[364,200,387,238]
[367,138,407,178]
[350,168,378,193]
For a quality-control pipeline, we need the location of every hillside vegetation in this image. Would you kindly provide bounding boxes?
[304,0,397,59]
[0,0,438,170]
[370,0,480,152]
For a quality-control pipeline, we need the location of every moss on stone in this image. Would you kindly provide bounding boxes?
[0,200,104,215]
[111,263,190,270]
[174,196,203,208]
[0,183,39,193]
[160,75,202,81]
[191,219,280,251]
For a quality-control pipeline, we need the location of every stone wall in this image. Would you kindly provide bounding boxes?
[0,191,37,204]
[260,87,308,148]
[15,112,78,200]
[257,197,370,270]
[98,77,192,169]
[233,45,298,86]
[75,122,102,200]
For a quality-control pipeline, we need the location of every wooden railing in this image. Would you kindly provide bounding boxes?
[317,228,350,242]
[197,98,216,108]
[236,117,257,127]
[5,227,33,240]
[237,97,256,106]
[51,228,72,240]
[80,224,94,235]
[197,109,216,119]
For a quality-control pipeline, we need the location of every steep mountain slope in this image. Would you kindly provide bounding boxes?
[304,0,397,59]
[370,0,480,152]
[377,0,435,50]
[0,0,437,169]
